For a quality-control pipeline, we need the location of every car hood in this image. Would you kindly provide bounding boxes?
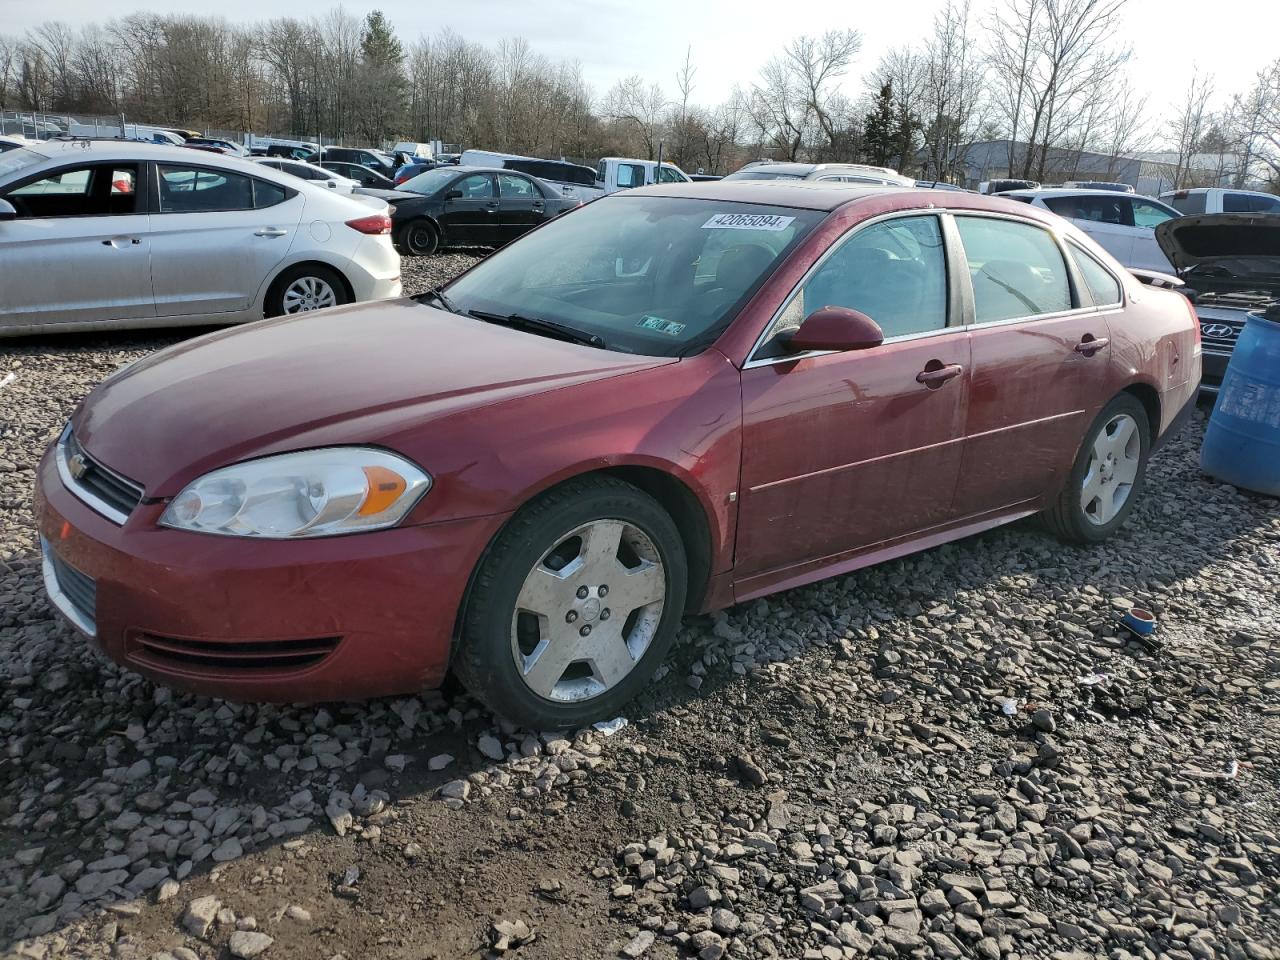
[74,299,674,497]
[1155,214,1280,274]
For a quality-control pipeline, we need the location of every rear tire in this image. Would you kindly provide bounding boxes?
[399,219,439,256]
[1043,393,1150,543]
[265,264,348,317]
[454,476,687,729]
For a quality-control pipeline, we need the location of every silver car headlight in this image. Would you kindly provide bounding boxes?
[159,448,431,538]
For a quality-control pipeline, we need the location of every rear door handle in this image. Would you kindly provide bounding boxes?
[916,363,964,387]
[254,227,288,238]
[102,236,142,247]
[1074,336,1109,354]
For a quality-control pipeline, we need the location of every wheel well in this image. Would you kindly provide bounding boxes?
[598,466,713,614]
[449,466,717,656]
[1122,382,1161,436]
[265,260,354,314]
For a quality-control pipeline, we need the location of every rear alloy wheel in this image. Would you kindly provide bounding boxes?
[1043,393,1150,543]
[266,264,348,317]
[399,219,439,256]
[454,477,687,728]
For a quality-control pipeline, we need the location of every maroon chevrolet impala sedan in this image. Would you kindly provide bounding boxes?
[36,182,1201,727]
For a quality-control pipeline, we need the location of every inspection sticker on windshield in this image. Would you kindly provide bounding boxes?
[702,213,795,231]
[638,315,686,336]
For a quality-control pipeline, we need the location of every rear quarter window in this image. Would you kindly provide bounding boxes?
[1068,243,1122,306]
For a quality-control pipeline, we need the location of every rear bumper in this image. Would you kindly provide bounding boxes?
[348,235,403,303]
[35,445,507,703]
[1152,386,1199,455]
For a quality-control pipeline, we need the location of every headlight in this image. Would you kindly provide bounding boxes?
[159,448,431,538]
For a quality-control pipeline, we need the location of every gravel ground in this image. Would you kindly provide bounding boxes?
[1,253,1278,960]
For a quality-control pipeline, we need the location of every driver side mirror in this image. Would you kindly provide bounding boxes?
[788,306,884,353]
[445,189,463,200]
[0,198,14,222]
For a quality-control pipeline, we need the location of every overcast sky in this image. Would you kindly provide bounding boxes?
[5,0,1272,131]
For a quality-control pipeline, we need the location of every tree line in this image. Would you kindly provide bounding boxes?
[1,1,1278,187]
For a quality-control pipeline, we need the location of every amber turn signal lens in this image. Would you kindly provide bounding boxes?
[359,466,407,515]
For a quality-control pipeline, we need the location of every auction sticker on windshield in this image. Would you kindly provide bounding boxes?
[638,315,686,336]
[703,213,795,231]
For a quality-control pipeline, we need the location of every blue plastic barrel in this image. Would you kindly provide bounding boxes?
[1200,307,1280,496]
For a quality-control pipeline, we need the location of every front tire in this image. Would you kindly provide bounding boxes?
[398,219,439,256]
[1043,393,1150,543]
[454,477,688,729]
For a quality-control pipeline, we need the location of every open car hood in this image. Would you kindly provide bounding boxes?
[1155,213,1280,274]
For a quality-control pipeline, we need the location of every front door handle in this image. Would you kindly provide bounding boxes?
[916,363,964,387]
[254,227,288,238]
[1074,336,1109,355]
[102,236,142,247]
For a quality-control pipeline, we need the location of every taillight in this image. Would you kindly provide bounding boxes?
[345,213,393,235]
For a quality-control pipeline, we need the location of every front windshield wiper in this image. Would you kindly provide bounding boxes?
[414,285,460,316]
[467,309,607,349]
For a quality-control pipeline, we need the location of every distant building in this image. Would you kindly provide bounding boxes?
[938,139,1242,194]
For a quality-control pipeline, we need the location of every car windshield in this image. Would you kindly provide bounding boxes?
[0,148,45,178]
[400,167,464,195]
[439,195,823,357]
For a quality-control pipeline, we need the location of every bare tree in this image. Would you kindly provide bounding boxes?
[606,76,667,160]
[1170,67,1214,189]
[986,0,1132,181]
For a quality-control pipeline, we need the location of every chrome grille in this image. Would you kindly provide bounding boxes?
[57,427,144,524]
[1198,316,1244,349]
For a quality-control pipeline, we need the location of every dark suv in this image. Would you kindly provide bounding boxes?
[305,148,396,176]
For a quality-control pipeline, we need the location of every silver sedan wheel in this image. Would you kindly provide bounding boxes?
[1081,413,1141,525]
[282,276,338,313]
[510,519,666,703]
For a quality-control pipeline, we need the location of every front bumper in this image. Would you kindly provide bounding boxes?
[1200,347,1230,394]
[35,445,507,703]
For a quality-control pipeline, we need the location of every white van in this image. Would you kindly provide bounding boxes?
[391,142,435,160]
[459,150,604,200]
[595,157,691,194]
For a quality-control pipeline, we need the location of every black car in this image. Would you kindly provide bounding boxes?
[304,147,396,176]
[388,165,580,255]
[265,144,312,160]
[322,161,396,189]
[1155,213,1280,395]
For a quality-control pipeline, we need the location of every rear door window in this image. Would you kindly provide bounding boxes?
[1068,243,1123,306]
[498,173,537,198]
[157,165,254,212]
[956,216,1074,322]
[1042,194,1131,226]
[1166,192,1206,215]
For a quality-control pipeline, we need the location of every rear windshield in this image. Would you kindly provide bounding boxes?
[0,147,44,178]
[439,195,824,357]
[400,167,465,195]
[1166,192,1207,215]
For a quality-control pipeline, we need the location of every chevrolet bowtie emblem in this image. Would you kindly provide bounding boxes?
[67,452,89,480]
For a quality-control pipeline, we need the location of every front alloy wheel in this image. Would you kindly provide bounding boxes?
[511,519,666,703]
[455,477,687,728]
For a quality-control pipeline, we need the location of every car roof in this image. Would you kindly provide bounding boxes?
[631,181,921,211]
[1004,187,1165,201]
[24,138,237,165]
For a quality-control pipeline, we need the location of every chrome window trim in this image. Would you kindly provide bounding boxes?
[742,205,1117,369]
[55,423,140,526]
[39,535,96,638]
[1062,238,1125,309]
